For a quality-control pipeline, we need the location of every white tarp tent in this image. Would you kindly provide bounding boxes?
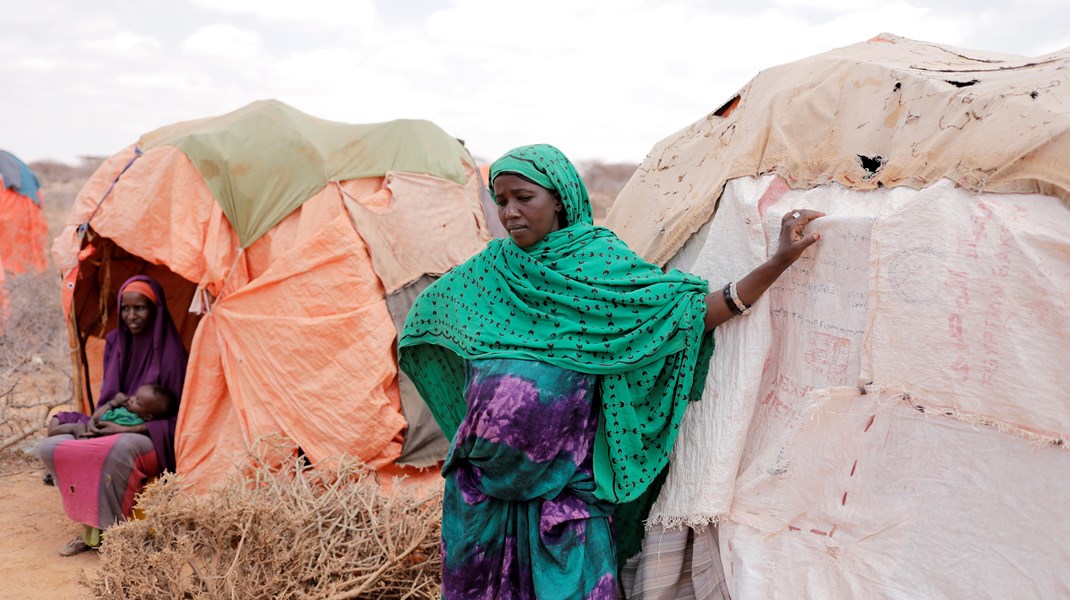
[608,35,1070,599]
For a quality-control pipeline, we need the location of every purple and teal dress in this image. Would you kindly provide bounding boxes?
[442,359,617,599]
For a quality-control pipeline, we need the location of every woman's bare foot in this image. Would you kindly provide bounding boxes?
[58,535,90,556]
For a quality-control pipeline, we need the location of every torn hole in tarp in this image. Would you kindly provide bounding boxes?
[856,154,886,179]
[714,95,741,118]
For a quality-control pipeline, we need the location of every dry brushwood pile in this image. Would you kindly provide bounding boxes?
[0,272,72,453]
[1,159,98,455]
[88,452,443,599]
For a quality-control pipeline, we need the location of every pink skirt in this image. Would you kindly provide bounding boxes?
[39,433,160,529]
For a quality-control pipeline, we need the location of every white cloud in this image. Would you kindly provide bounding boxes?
[182,24,263,59]
[68,16,122,37]
[271,48,370,88]
[1031,35,1070,55]
[190,0,378,30]
[112,70,211,94]
[772,0,884,10]
[111,32,163,53]
[811,3,965,49]
[2,0,1068,166]
[7,57,69,71]
[80,30,164,56]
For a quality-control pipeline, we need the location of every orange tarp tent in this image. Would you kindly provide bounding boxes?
[0,150,49,275]
[53,100,492,489]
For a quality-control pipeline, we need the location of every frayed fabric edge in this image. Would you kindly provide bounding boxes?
[881,385,1068,449]
[645,512,728,533]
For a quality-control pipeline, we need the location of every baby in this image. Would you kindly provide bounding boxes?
[48,383,175,438]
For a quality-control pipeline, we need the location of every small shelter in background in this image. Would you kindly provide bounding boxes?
[0,150,50,275]
[606,35,1070,598]
[53,100,493,489]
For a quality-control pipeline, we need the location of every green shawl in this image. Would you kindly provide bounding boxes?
[399,143,713,509]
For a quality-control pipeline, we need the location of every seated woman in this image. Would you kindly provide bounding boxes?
[39,275,188,556]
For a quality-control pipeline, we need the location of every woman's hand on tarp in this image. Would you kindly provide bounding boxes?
[771,209,824,268]
[771,209,824,267]
[703,208,826,331]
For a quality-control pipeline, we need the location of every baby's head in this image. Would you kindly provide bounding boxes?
[128,384,175,421]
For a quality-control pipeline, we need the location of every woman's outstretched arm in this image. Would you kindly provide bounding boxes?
[703,209,824,332]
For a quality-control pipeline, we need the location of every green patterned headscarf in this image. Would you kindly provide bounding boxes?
[399,144,713,509]
[488,144,593,226]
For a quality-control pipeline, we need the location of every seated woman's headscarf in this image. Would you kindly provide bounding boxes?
[400,144,713,509]
[99,275,189,471]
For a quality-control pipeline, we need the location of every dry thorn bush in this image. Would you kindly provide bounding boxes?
[0,271,71,453]
[0,157,99,455]
[85,445,443,599]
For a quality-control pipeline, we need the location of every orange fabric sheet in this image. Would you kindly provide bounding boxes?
[176,191,407,488]
[0,186,48,274]
[342,170,491,294]
[54,143,488,492]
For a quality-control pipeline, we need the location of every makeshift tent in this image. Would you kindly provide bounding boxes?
[53,100,492,489]
[606,35,1070,599]
[0,150,49,274]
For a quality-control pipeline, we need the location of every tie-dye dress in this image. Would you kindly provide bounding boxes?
[441,358,618,599]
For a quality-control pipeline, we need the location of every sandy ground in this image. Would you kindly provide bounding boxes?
[0,452,97,599]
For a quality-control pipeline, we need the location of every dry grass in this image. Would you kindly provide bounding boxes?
[0,157,99,455]
[86,444,443,599]
[33,156,104,235]
[0,271,72,453]
[29,157,105,187]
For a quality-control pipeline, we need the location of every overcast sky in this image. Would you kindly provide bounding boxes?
[3,0,1068,166]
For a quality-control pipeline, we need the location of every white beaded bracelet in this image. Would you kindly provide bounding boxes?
[728,281,751,316]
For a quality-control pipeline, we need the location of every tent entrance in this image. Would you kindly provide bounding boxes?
[67,229,201,414]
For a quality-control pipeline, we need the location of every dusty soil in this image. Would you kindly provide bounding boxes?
[0,452,97,599]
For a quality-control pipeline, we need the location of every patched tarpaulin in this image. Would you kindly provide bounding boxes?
[606,34,1070,267]
[644,176,1070,599]
[53,101,491,489]
[140,100,476,249]
[610,35,1070,600]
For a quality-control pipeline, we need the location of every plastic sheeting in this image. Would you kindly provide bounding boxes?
[0,151,48,275]
[139,100,477,248]
[650,174,1070,598]
[605,34,1070,267]
[0,185,48,274]
[53,129,490,490]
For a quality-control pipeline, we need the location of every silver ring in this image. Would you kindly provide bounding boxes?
[792,211,801,219]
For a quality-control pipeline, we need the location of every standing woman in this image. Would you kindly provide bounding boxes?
[40,275,188,555]
[400,144,821,598]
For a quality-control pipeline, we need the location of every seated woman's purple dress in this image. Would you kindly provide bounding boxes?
[441,358,618,600]
[39,275,187,535]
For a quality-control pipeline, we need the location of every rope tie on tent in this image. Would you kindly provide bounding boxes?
[333,180,356,203]
[78,147,143,237]
[189,247,245,316]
